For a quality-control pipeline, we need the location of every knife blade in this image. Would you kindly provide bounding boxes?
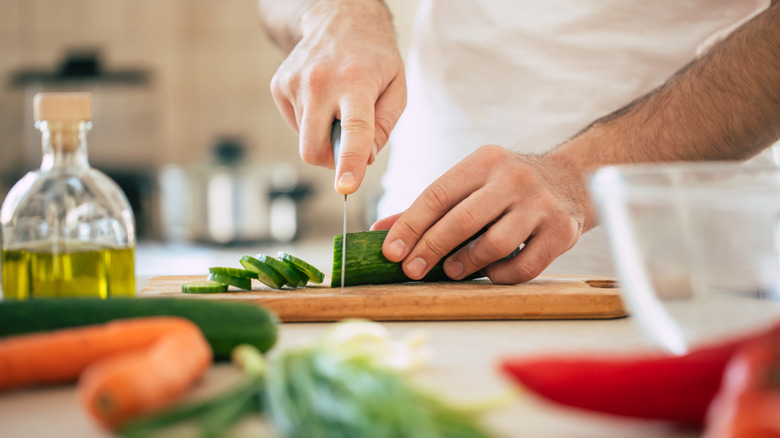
[331,119,346,290]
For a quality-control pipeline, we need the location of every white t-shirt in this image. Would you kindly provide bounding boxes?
[379,0,769,276]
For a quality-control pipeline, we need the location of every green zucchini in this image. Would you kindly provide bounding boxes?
[0,298,278,360]
[331,230,486,287]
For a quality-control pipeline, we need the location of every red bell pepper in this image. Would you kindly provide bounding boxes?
[499,321,780,426]
[703,335,780,438]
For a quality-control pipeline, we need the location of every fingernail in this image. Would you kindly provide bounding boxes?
[387,239,406,258]
[444,260,464,279]
[407,257,427,279]
[338,172,356,191]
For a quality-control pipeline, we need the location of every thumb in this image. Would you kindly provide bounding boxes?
[370,212,404,230]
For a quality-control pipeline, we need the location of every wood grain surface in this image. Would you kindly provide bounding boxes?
[138,275,627,322]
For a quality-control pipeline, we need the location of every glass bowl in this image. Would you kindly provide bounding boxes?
[589,162,780,354]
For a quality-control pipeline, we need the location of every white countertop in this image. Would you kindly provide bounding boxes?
[1,318,703,438]
[2,239,779,437]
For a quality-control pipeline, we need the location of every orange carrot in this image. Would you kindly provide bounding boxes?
[0,317,212,429]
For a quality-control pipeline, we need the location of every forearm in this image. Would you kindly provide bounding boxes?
[551,3,780,229]
[258,0,394,52]
[577,3,780,162]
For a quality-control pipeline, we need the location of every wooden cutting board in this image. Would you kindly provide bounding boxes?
[138,275,627,322]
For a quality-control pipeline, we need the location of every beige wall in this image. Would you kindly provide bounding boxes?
[2,0,291,167]
[0,0,420,237]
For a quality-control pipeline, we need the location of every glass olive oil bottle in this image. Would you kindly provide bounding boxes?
[1,93,135,299]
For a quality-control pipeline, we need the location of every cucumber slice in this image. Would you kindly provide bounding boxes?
[207,273,251,291]
[240,256,286,290]
[278,252,325,284]
[181,280,229,294]
[278,258,310,287]
[208,267,258,279]
[254,254,306,288]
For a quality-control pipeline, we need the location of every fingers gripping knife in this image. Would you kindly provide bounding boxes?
[331,120,346,290]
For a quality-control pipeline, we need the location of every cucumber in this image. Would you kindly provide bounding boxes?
[254,254,305,287]
[331,230,485,287]
[278,258,310,287]
[240,255,286,290]
[182,280,229,294]
[0,298,278,360]
[278,252,325,284]
[207,273,252,290]
[208,267,258,279]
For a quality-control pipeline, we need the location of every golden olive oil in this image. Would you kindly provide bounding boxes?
[1,244,135,300]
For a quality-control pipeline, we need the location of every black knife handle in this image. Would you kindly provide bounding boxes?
[331,119,341,168]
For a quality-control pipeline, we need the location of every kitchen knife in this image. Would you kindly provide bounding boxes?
[331,119,346,290]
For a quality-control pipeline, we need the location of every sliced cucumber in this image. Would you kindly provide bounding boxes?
[278,252,325,284]
[255,254,306,287]
[240,256,286,290]
[181,280,229,294]
[278,258,310,287]
[207,273,251,290]
[208,267,259,279]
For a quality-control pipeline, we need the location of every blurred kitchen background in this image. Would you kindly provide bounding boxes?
[0,0,419,247]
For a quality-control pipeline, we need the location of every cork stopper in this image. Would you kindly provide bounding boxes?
[34,92,92,122]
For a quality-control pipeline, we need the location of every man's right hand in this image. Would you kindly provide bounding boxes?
[265,0,407,195]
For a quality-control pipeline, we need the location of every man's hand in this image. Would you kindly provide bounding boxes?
[373,145,589,285]
[264,0,406,194]
[371,3,780,285]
